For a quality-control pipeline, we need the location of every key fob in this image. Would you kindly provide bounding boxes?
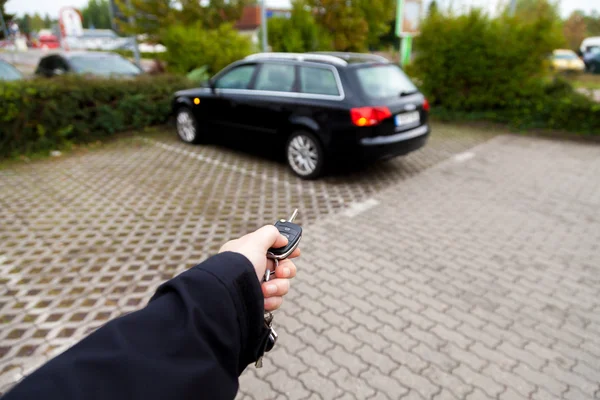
[267,210,302,260]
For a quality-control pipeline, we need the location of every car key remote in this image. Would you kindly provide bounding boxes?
[267,209,302,260]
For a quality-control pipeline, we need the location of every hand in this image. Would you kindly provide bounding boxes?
[219,225,299,311]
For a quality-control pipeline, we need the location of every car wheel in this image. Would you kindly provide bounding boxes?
[286,131,325,179]
[591,64,598,74]
[176,107,201,144]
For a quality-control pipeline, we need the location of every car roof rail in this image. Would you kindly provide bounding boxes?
[244,52,348,66]
[311,51,390,63]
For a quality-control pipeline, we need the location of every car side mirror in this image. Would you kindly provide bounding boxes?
[209,79,216,93]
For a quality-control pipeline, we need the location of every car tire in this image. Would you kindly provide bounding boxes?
[285,131,325,180]
[176,106,202,144]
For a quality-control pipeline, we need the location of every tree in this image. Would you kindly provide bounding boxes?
[81,0,112,29]
[308,0,368,51]
[308,0,394,51]
[0,0,15,39]
[563,11,587,51]
[267,1,331,52]
[43,13,52,28]
[115,0,250,41]
[505,0,565,48]
[30,13,45,32]
[17,13,31,34]
[428,0,438,16]
[583,10,600,36]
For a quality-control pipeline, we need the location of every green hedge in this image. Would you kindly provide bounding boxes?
[408,7,600,135]
[0,75,192,158]
[431,78,600,133]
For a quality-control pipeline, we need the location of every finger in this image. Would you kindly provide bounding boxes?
[251,225,288,252]
[262,279,290,298]
[274,259,297,279]
[288,248,301,259]
[264,296,283,311]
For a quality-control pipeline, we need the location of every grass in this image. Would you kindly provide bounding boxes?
[566,73,600,90]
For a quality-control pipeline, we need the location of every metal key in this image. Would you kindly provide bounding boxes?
[256,210,301,368]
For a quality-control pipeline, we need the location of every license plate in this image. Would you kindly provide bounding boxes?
[395,111,420,126]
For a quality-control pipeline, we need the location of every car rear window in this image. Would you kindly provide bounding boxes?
[355,65,417,99]
[300,66,340,96]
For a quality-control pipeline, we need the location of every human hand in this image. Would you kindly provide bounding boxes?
[219,225,299,311]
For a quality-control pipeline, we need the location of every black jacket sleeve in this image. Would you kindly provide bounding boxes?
[3,252,269,400]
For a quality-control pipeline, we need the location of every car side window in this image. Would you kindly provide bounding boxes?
[254,63,296,93]
[299,66,340,96]
[215,65,256,89]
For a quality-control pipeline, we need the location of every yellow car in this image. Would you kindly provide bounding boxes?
[552,49,585,72]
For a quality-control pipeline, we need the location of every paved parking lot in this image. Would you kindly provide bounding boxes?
[2,123,600,399]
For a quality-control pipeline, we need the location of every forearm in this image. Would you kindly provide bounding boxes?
[3,252,266,400]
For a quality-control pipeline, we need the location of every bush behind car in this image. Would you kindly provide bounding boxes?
[0,75,192,158]
[408,8,600,134]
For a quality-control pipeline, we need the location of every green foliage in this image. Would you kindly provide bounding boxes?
[160,23,253,75]
[410,6,599,134]
[115,0,249,40]
[81,0,112,29]
[0,75,192,158]
[308,0,395,51]
[307,0,368,51]
[412,8,560,110]
[187,66,210,84]
[267,1,331,52]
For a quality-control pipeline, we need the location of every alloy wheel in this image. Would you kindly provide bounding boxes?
[287,135,319,176]
[176,109,196,142]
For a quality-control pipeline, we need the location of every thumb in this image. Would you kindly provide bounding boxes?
[251,225,288,252]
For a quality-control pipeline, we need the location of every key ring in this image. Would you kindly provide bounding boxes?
[264,252,278,283]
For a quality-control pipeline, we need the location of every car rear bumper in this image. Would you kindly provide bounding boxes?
[358,124,430,161]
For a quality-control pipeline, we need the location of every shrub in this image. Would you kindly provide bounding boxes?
[0,75,192,158]
[408,6,600,134]
[160,23,254,75]
[267,1,331,52]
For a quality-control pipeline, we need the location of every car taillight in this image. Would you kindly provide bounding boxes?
[350,107,392,127]
[423,98,430,112]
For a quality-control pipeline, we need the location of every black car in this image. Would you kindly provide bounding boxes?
[0,60,23,81]
[35,52,141,78]
[172,52,430,179]
[585,51,600,74]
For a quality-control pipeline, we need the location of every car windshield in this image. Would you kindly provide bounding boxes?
[554,53,578,60]
[355,65,417,99]
[69,55,141,76]
[0,62,23,81]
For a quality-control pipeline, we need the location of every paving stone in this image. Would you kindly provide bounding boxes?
[3,126,600,400]
[361,367,409,399]
[329,368,375,400]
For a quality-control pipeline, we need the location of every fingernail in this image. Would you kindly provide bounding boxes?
[282,267,290,277]
[266,284,277,294]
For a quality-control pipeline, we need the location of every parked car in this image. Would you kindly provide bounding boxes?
[34,52,142,78]
[551,49,585,73]
[172,52,430,179]
[31,34,61,49]
[580,37,600,56]
[0,60,23,81]
[583,48,600,74]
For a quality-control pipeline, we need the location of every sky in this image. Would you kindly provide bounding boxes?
[5,0,599,19]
